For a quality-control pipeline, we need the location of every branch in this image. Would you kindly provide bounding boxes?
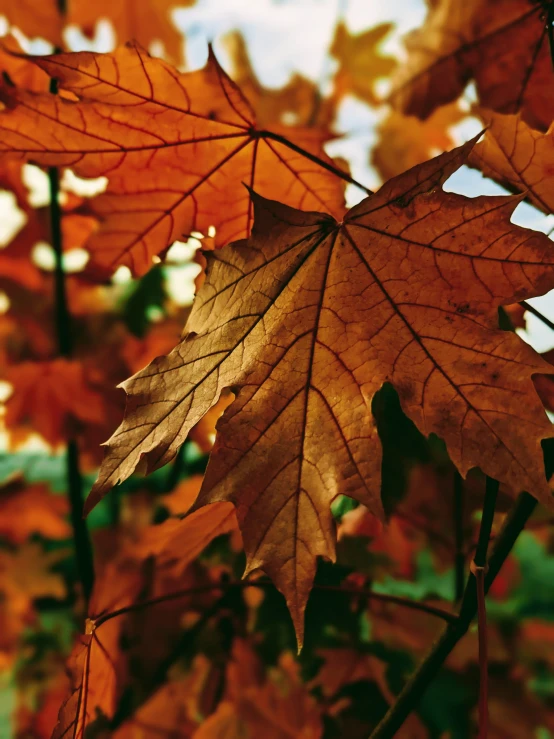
[49,77,94,607]
[520,300,554,333]
[260,129,373,195]
[453,470,465,603]
[472,477,499,738]
[369,490,537,739]
[93,577,456,630]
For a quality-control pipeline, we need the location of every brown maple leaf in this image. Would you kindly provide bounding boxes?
[468,109,554,215]
[390,0,554,131]
[0,44,349,275]
[89,140,554,643]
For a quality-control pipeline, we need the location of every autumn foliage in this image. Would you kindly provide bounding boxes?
[2,1,554,737]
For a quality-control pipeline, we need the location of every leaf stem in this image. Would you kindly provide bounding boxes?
[260,129,373,195]
[48,78,94,607]
[369,490,537,739]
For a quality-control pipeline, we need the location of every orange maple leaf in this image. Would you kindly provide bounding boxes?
[468,110,554,216]
[5,359,107,446]
[52,492,236,738]
[390,0,554,131]
[0,473,70,544]
[0,44,349,275]
[89,140,554,643]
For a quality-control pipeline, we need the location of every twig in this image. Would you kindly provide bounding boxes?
[520,300,554,332]
[472,476,499,739]
[93,577,456,630]
[48,78,94,607]
[369,491,537,739]
[453,470,465,603]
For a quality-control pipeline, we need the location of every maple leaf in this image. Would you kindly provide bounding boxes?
[330,21,396,107]
[468,110,554,216]
[90,140,554,643]
[113,656,211,738]
[0,44,347,275]
[195,651,323,739]
[4,359,107,446]
[372,104,466,182]
[0,34,50,92]
[390,0,554,131]
[52,492,237,738]
[0,473,70,543]
[311,647,385,698]
[67,0,193,66]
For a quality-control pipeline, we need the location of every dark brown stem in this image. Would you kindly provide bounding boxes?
[453,470,465,603]
[476,566,488,738]
[473,476,498,738]
[369,490,536,739]
[520,300,554,332]
[49,77,94,607]
[93,578,456,630]
[260,129,373,195]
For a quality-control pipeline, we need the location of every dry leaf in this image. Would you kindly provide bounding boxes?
[391,0,554,131]
[468,109,554,215]
[90,140,554,643]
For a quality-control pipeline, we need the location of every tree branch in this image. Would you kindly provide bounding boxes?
[520,300,554,333]
[472,476,499,738]
[49,78,94,607]
[453,470,465,603]
[369,490,537,739]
